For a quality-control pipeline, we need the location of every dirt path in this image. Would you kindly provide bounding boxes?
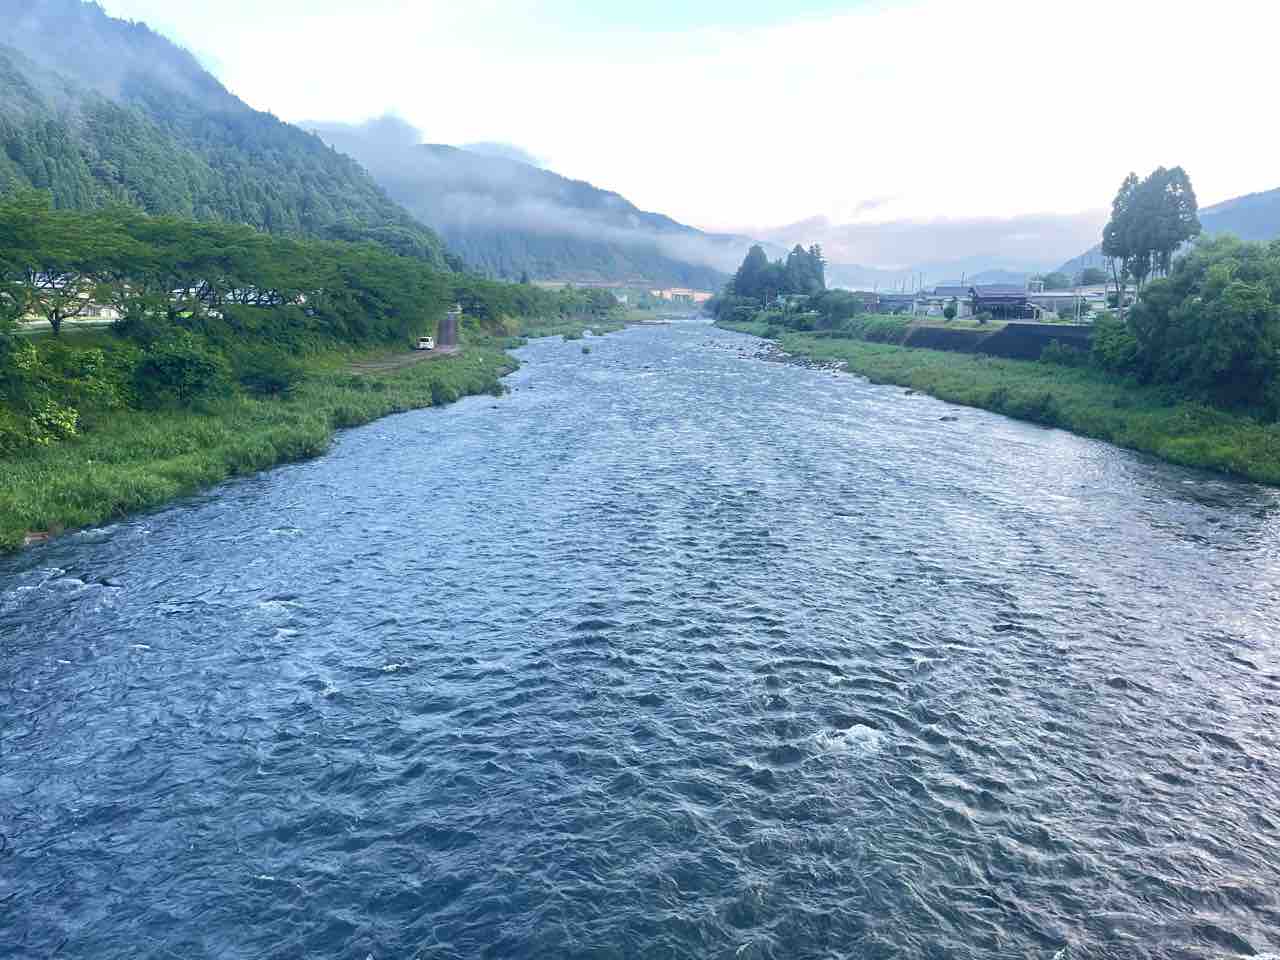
[348,345,460,375]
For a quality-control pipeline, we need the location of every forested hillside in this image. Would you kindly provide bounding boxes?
[0,0,449,266]
[312,118,736,287]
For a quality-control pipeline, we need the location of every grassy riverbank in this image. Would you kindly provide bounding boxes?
[0,345,515,553]
[722,320,1280,486]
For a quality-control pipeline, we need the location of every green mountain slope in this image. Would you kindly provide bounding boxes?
[311,118,737,287]
[0,0,448,265]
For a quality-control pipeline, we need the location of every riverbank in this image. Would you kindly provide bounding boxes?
[0,345,516,553]
[722,319,1280,486]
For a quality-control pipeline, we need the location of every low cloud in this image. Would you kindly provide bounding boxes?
[309,115,748,280]
[462,142,544,169]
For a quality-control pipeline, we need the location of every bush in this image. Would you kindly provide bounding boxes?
[0,398,79,454]
[134,332,230,408]
[232,348,308,398]
[430,381,460,406]
[1040,339,1089,367]
[1091,316,1139,373]
[943,301,958,321]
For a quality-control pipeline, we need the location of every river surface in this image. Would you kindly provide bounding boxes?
[4,322,1280,960]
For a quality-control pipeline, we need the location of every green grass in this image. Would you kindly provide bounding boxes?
[722,321,1280,486]
[0,346,516,552]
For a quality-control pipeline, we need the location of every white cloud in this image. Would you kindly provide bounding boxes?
[101,0,1280,260]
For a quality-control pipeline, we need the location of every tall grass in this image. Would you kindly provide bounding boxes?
[0,347,515,551]
[725,322,1280,486]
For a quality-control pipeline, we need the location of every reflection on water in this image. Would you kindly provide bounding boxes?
[3,323,1280,959]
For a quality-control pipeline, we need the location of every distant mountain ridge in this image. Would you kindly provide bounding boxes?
[310,118,739,288]
[1057,186,1280,276]
[0,0,449,265]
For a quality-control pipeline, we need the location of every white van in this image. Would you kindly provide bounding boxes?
[414,336,436,351]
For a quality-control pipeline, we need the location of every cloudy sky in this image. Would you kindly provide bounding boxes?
[99,0,1280,268]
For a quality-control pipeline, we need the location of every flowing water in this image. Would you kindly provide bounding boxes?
[4,323,1280,959]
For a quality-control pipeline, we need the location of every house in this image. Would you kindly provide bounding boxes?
[877,292,917,314]
[652,287,714,305]
[970,284,1033,320]
[922,285,974,318]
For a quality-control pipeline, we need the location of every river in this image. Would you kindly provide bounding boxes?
[4,322,1280,959]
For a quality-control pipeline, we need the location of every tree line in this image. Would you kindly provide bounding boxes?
[0,193,619,453]
[706,243,828,324]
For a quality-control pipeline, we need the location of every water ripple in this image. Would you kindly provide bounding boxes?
[3,323,1280,958]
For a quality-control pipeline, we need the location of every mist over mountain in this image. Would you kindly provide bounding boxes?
[0,0,448,264]
[309,116,747,287]
[1057,186,1280,277]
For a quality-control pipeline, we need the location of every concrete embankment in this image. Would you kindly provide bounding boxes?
[901,322,1093,360]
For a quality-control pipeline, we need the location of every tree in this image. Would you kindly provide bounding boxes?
[1102,167,1202,320]
[1127,235,1279,407]
[134,331,229,406]
[1079,267,1109,286]
[943,299,958,321]
[808,244,827,292]
[1036,272,1072,290]
[1102,172,1140,320]
[19,206,134,336]
[731,245,772,302]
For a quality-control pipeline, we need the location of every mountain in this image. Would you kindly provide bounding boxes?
[1057,186,1280,276]
[0,0,448,265]
[310,117,738,288]
[824,261,1036,292]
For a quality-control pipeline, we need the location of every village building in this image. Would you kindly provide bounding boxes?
[970,283,1033,320]
[920,285,974,318]
[876,292,918,314]
[651,287,714,305]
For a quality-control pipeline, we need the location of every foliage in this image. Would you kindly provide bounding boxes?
[231,348,307,398]
[1102,167,1202,295]
[808,289,869,328]
[1090,315,1140,373]
[943,300,958,321]
[1040,339,1089,367]
[1080,267,1109,286]
[1127,235,1280,409]
[0,4,447,266]
[133,332,229,407]
[0,195,564,457]
[725,243,826,305]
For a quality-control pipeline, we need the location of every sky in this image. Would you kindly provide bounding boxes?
[99,0,1280,269]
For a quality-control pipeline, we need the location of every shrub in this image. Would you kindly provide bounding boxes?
[430,381,460,406]
[1091,316,1139,373]
[135,332,230,408]
[232,348,308,398]
[1040,339,1089,367]
[943,301,958,321]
